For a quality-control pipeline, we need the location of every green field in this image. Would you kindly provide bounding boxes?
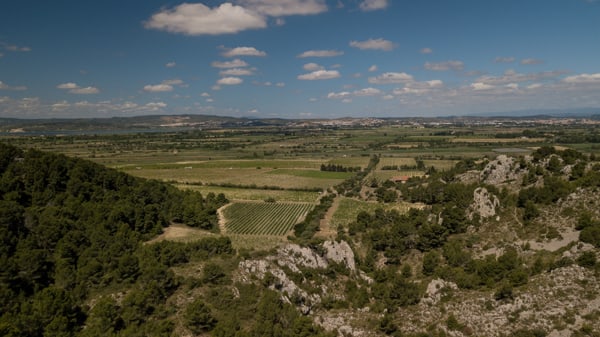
[222,202,315,236]
[330,197,418,229]
[177,185,320,202]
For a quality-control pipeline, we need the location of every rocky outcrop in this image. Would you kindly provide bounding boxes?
[480,155,522,185]
[324,240,356,271]
[467,187,500,221]
[237,240,359,315]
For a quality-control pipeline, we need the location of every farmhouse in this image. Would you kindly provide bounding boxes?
[390,175,410,183]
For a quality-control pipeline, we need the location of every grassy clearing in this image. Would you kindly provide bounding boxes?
[378,157,417,168]
[222,202,315,236]
[330,197,417,229]
[450,137,546,143]
[267,168,353,179]
[371,170,425,182]
[327,156,371,167]
[177,185,321,202]
[423,159,459,171]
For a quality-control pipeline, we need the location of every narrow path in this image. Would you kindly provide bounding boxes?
[316,194,340,239]
[217,204,230,234]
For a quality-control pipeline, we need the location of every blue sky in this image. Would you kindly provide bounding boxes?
[1,0,599,119]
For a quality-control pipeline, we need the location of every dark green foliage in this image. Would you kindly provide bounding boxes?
[422,251,441,276]
[494,282,514,301]
[293,194,335,240]
[0,143,230,336]
[202,262,226,285]
[577,251,597,268]
[184,299,217,333]
[509,328,547,337]
[580,226,600,248]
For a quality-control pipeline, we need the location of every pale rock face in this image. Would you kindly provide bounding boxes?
[468,187,500,220]
[323,240,356,271]
[423,278,458,305]
[480,155,520,185]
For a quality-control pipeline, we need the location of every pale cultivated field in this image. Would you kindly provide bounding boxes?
[450,137,546,143]
[177,185,321,202]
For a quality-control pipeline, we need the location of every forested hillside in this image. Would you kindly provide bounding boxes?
[0,143,230,336]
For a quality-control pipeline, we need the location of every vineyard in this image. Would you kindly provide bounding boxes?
[222,202,315,236]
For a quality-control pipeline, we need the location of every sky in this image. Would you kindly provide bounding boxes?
[1,0,599,119]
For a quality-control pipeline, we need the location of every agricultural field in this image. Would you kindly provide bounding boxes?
[330,197,420,229]
[177,185,321,202]
[222,202,315,236]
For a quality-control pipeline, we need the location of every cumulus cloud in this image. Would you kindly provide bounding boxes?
[237,0,328,16]
[353,87,382,96]
[368,72,414,84]
[211,59,249,68]
[297,50,344,58]
[143,79,186,92]
[222,46,267,57]
[145,3,267,35]
[0,42,31,52]
[57,82,99,94]
[70,87,100,94]
[420,47,433,54]
[470,82,495,91]
[145,102,168,109]
[220,68,255,76]
[297,70,341,80]
[563,73,600,84]
[143,84,173,92]
[0,80,27,91]
[393,80,444,95]
[368,65,378,72]
[303,62,324,71]
[475,69,565,85]
[359,0,388,11]
[349,38,395,51]
[217,77,244,85]
[494,56,515,63]
[424,60,464,71]
[521,58,544,65]
[166,62,176,68]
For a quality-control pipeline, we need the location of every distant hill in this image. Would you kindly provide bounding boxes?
[467,107,600,118]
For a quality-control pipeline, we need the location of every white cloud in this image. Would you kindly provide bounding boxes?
[368,72,414,84]
[368,65,378,72]
[297,50,344,58]
[57,82,99,94]
[163,79,185,86]
[0,80,27,91]
[57,82,79,89]
[349,38,395,51]
[276,82,285,87]
[237,0,327,16]
[521,58,544,65]
[328,87,382,100]
[0,42,31,52]
[201,92,211,97]
[217,77,244,85]
[166,62,176,68]
[297,70,341,80]
[70,87,100,94]
[562,73,600,84]
[144,84,174,92]
[145,102,168,110]
[222,46,267,57]
[145,3,267,35]
[393,80,444,95]
[220,68,255,76]
[494,56,515,63]
[526,83,543,90]
[475,70,565,85]
[354,87,382,96]
[303,62,324,71]
[470,82,495,91]
[359,0,388,11]
[424,60,464,71]
[327,91,351,99]
[211,59,249,68]
[420,47,433,54]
